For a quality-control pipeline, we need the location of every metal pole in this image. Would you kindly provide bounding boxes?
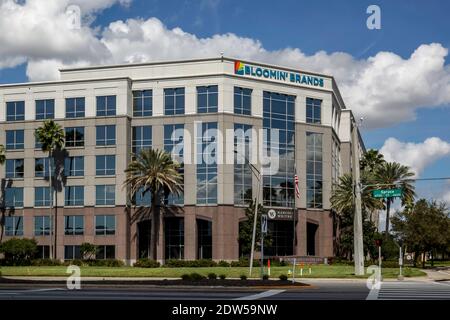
[260,213,264,279]
[399,246,403,280]
[48,154,53,260]
[378,245,382,279]
[352,120,365,275]
[248,165,260,277]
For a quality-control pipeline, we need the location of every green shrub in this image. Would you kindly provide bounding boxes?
[240,274,247,280]
[164,259,217,268]
[230,258,260,267]
[31,259,62,266]
[181,274,191,281]
[217,260,230,267]
[279,274,288,281]
[262,274,269,280]
[88,259,124,267]
[219,274,226,280]
[134,259,160,268]
[0,238,37,266]
[207,272,217,280]
[64,259,84,266]
[190,273,206,281]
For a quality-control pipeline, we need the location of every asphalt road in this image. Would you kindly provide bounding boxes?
[1,279,449,300]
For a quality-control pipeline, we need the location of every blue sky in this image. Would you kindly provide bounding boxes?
[0,0,449,200]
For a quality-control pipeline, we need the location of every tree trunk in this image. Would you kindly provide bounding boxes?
[384,200,391,238]
[422,252,426,268]
[149,192,160,261]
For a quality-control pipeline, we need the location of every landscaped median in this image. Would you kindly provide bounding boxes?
[0,264,426,279]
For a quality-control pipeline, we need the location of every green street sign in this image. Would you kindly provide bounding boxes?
[372,189,403,198]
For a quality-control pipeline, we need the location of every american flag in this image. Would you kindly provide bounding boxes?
[294,174,300,199]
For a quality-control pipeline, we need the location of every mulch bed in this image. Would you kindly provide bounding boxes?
[0,277,309,287]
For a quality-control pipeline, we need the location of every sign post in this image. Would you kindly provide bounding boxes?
[398,246,404,280]
[375,239,383,281]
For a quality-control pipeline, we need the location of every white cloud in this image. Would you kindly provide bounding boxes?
[1,2,450,128]
[380,137,450,176]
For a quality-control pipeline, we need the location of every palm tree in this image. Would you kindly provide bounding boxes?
[360,149,385,173]
[331,172,384,257]
[124,149,183,261]
[374,162,415,237]
[35,120,65,259]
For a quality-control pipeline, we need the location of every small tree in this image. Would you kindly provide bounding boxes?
[80,242,96,260]
[238,199,271,257]
[0,238,37,265]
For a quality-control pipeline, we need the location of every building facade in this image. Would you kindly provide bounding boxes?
[0,57,364,264]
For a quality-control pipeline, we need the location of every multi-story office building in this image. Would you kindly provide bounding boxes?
[0,57,364,264]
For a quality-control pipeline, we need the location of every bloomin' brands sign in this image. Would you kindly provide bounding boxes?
[234,60,325,87]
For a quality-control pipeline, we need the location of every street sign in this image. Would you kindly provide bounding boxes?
[261,214,268,234]
[372,188,403,198]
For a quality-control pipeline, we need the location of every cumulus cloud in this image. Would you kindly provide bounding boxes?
[380,137,450,176]
[1,1,450,128]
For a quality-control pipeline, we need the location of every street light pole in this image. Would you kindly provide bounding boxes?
[234,150,261,277]
[352,119,365,276]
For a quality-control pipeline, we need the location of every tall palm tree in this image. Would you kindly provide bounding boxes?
[35,120,65,259]
[331,172,384,257]
[374,162,415,237]
[360,149,385,174]
[124,149,183,261]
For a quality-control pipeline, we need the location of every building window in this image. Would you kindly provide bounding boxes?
[263,91,295,207]
[95,215,116,235]
[234,87,252,115]
[132,126,152,154]
[35,187,51,207]
[96,155,115,176]
[306,98,322,124]
[64,156,84,177]
[64,245,81,260]
[164,88,185,115]
[35,158,51,177]
[5,159,24,178]
[35,129,43,149]
[96,125,116,146]
[6,130,24,150]
[164,124,184,205]
[197,122,217,204]
[332,138,341,190]
[65,97,85,118]
[197,85,218,113]
[6,101,25,121]
[64,216,84,235]
[35,216,51,236]
[96,95,116,116]
[234,123,252,205]
[96,245,115,259]
[5,187,23,208]
[165,218,184,260]
[133,186,151,207]
[65,127,84,147]
[4,216,23,236]
[65,186,84,206]
[36,245,50,259]
[197,219,212,259]
[96,185,115,206]
[133,90,152,117]
[306,132,323,208]
[35,99,55,120]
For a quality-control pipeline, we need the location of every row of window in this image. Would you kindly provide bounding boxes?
[5,125,148,151]
[6,155,114,178]
[33,245,115,260]
[2,185,115,208]
[5,88,322,123]
[4,215,115,237]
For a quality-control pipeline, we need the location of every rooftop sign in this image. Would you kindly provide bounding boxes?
[234,60,324,88]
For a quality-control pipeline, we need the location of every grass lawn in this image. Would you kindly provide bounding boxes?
[0,265,426,279]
